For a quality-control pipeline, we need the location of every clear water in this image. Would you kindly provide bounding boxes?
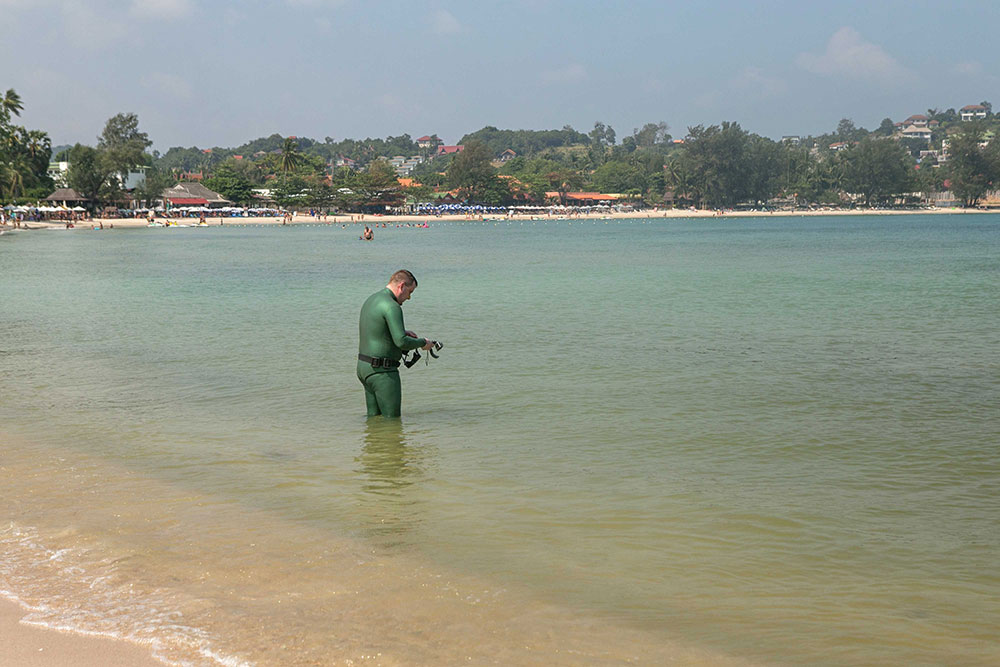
[1,215,998,665]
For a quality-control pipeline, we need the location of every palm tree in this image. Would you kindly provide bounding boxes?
[663,157,693,206]
[278,137,303,184]
[1,89,23,121]
[23,129,50,175]
[3,154,27,199]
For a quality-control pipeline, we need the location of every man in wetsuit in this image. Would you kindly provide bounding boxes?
[357,269,436,417]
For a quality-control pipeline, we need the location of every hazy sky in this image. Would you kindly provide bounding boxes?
[3,0,997,151]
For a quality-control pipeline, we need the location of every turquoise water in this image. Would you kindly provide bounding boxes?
[1,215,999,665]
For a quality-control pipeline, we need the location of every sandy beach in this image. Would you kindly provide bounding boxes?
[7,206,991,231]
[1,599,161,667]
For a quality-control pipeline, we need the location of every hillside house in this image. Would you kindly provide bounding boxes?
[918,149,941,164]
[388,155,424,176]
[417,135,443,150]
[961,104,988,121]
[901,125,932,141]
[939,139,951,163]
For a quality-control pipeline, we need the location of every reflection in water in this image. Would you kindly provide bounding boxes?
[354,418,426,548]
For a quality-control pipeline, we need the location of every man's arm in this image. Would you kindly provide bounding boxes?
[385,304,426,351]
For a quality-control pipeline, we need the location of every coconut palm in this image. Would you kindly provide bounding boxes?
[663,156,693,206]
[25,129,49,157]
[1,89,23,121]
[278,137,303,184]
[3,154,27,199]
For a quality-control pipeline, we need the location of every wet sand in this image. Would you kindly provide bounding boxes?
[0,598,162,667]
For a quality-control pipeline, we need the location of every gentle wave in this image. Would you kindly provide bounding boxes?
[0,523,247,667]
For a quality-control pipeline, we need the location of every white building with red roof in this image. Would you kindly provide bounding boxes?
[961,104,988,121]
[417,135,443,149]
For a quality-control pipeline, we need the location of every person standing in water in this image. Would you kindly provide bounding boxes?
[357,270,436,418]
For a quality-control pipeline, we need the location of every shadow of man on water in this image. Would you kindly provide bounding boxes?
[354,418,428,549]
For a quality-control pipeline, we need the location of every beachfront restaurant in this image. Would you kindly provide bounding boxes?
[45,187,91,209]
[160,183,232,210]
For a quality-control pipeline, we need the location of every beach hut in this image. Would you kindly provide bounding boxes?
[45,188,90,208]
[160,183,232,209]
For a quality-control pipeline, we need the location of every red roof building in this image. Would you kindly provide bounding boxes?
[903,114,929,127]
[961,105,988,121]
[417,135,443,149]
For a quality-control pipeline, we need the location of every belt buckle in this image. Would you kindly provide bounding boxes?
[370,357,383,368]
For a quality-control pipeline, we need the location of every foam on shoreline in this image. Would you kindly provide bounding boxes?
[0,596,167,667]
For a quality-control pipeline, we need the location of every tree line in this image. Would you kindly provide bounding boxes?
[449,117,1000,209]
[4,86,1000,211]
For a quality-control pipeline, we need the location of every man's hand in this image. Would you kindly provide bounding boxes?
[421,339,436,351]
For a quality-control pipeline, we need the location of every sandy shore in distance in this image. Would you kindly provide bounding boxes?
[11,206,992,230]
[0,599,162,667]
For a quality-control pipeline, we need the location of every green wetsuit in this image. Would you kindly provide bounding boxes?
[357,287,426,417]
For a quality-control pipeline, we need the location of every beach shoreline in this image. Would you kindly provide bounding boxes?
[0,426,757,667]
[10,205,993,230]
[0,598,162,667]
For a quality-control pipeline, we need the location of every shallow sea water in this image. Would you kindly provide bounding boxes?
[1,214,999,665]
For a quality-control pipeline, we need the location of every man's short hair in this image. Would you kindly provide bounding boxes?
[389,269,417,288]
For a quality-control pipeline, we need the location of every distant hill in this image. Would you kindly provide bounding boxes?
[458,126,590,158]
[51,144,74,160]
[155,133,422,172]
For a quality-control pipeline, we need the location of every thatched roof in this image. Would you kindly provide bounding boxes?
[161,182,231,205]
[45,188,89,202]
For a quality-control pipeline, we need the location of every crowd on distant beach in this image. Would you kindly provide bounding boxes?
[3,205,990,233]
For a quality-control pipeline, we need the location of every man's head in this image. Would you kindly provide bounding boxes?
[388,269,418,303]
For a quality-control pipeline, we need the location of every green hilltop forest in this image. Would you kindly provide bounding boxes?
[4,86,1000,211]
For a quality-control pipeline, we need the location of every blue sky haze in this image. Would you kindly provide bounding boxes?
[2,0,997,150]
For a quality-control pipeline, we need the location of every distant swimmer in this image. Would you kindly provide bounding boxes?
[356,270,437,418]
[361,225,374,241]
